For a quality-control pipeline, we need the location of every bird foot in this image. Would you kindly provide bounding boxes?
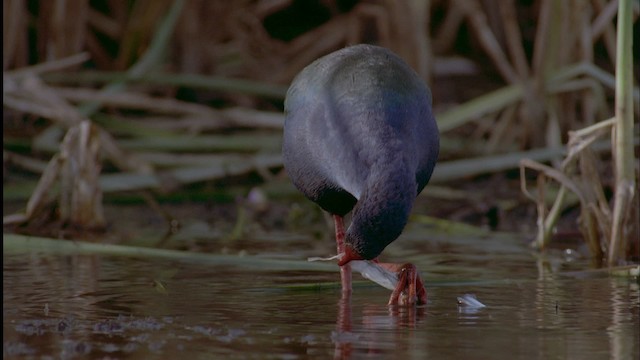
[377,263,427,306]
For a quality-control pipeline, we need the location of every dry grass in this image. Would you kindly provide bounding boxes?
[3,0,639,264]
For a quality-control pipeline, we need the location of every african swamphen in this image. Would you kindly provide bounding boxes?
[282,44,439,305]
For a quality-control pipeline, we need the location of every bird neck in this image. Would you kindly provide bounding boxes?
[346,163,417,260]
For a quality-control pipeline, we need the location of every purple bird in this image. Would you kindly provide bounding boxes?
[283,44,439,305]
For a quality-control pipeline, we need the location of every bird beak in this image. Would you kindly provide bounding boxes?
[338,245,364,266]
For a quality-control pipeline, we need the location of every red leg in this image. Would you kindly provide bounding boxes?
[377,262,427,306]
[333,215,354,358]
[333,215,352,295]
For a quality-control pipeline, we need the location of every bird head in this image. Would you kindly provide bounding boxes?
[337,243,364,266]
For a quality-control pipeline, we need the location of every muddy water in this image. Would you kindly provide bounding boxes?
[3,245,639,359]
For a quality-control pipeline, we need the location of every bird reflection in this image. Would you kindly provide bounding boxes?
[332,290,426,359]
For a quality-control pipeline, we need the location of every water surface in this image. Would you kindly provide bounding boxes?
[3,243,638,359]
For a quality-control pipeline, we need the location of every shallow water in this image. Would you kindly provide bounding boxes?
[3,246,639,359]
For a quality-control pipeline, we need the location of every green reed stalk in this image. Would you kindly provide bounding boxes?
[609,0,636,265]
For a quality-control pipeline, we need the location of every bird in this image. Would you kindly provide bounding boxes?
[282,44,439,305]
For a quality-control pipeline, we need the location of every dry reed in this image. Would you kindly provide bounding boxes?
[2,0,638,263]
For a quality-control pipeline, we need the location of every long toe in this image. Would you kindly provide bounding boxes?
[387,263,427,306]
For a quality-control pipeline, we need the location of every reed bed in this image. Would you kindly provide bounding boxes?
[3,0,639,265]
